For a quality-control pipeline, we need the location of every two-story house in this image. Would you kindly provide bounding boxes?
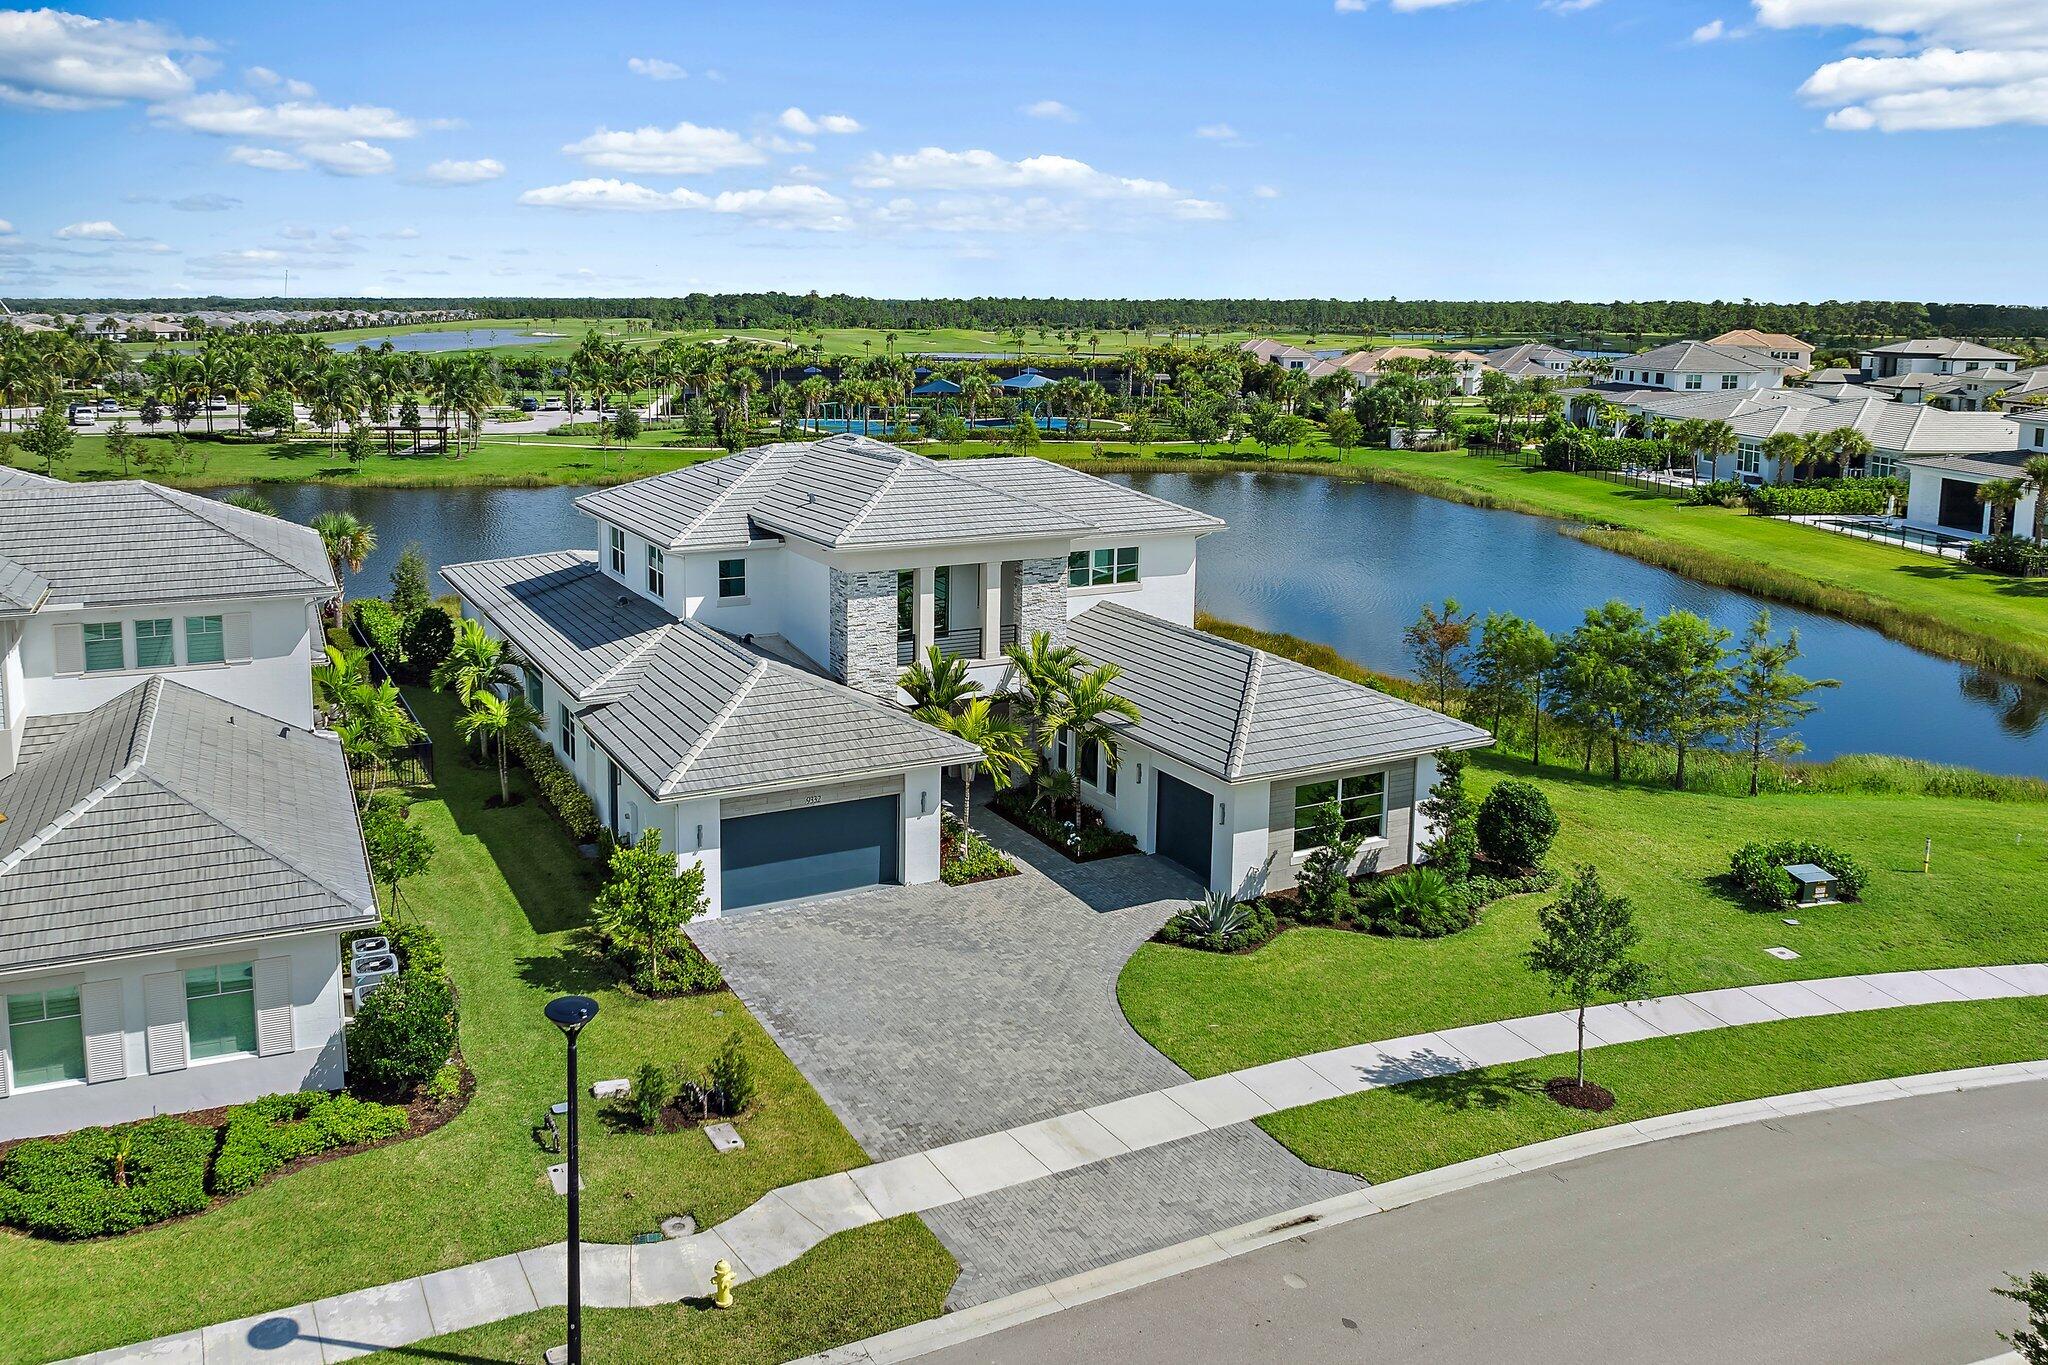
[1859,338,2020,382]
[1603,340,1789,395]
[1707,329,1814,373]
[0,469,375,1142]
[444,435,1487,917]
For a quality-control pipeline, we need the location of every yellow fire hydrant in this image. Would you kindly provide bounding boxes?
[711,1259,736,1310]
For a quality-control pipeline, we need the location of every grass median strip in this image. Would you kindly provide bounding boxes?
[1261,995,2048,1182]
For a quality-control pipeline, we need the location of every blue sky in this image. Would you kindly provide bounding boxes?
[2,0,2045,303]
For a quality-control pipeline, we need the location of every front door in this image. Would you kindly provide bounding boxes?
[1154,772,1214,886]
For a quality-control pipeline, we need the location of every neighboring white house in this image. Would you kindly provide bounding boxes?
[1708,329,1814,373]
[1924,363,2048,413]
[1666,394,2021,486]
[444,434,1488,914]
[1900,410,2046,538]
[1859,338,2020,381]
[1309,347,1488,398]
[1238,339,1316,371]
[0,469,374,1142]
[1480,342,1580,382]
[1602,340,1790,394]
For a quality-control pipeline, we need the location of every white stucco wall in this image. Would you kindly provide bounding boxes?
[0,930,349,1142]
[1064,534,1199,628]
[15,595,317,728]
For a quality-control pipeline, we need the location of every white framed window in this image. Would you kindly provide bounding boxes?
[644,545,665,598]
[1870,454,1898,479]
[184,963,256,1060]
[1068,546,1140,588]
[1053,727,1070,772]
[1079,737,1102,789]
[717,558,746,599]
[7,987,85,1088]
[185,615,225,665]
[1684,373,1702,390]
[522,667,543,710]
[1721,373,1741,389]
[1737,445,1762,477]
[559,704,576,759]
[608,526,626,575]
[134,618,175,668]
[1293,773,1386,848]
[83,621,125,673]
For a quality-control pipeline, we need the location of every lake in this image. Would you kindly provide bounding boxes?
[244,470,2048,776]
[329,328,561,354]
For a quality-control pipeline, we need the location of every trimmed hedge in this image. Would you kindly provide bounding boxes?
[1745,478,1905,517]
[348,598,405,660]
[210,1093,407,1196]
[505,723,602,843]
[1729,839,1868,909]
[0,1116,213,1239]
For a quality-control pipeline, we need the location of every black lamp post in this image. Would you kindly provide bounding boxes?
[545,995,599,1365]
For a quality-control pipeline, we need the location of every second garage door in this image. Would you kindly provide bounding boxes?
[721,794,900,911]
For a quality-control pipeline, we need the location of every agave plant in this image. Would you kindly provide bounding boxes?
[1176,890,1249,943]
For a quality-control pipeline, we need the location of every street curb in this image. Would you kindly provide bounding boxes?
[795,1060,2048,1364]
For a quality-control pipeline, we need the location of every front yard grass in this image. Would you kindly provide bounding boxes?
[0,689,936,1364]
[1262,996,2048,1181]
[1119,754,2048,1080]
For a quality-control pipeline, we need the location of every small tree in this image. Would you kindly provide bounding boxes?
[1405,598,1474,712]
[1640,609,1733,791]
[1476,780,1557,872]
[630,1062,670,1129]
[1418,750,1478,882]
[22,405,73,476]
[364,797,436,917]
[1728,610,1836,796]
[104,419,136,476]
[389,544,432,616]
[591,829,722,995]
[454,689,544,806]
[343,422,374,465]
[706,1033,756,1116]
[1324,409,1362,457]
[1294,799,1362,924]
[1526,866,1650,1087]
[1997,1271,2048,1364]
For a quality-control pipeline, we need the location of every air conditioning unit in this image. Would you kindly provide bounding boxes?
[350,935,390,965]
[351,952,400,1010]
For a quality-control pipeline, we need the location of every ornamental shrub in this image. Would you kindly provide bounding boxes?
[396,606,454,683]
[1476,780,1558,873]
[706,1034,756,1117]
[1157,892,1279,953]
[1368,867,1475,938]
[210,1093,407,1196]
[940,826,1017,885]
[1745,478,1905,517]
[0,1117,213,1239]
[1418,752,1478,882]
[1964,534,2048,577]
[348,968,457,1098]
[630,1062,670,1129]
[1293,800,1361,926]
[504,723,601,843]
[1728,839,1868,909]
[348,598,405,662]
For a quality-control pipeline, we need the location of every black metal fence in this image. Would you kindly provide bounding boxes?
[343,618,435,789]
[1506,446,1697,499]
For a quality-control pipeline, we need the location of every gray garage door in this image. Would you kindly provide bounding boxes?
[1154,771,1214,886]
[722,795,900,911]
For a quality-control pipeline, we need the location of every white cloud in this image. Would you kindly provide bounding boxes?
[0,8,210,110]
[55,220,123,239]
[1193,122,1242,142]
[0,219,13,235]
[626,56,686,80]
[186,247,292,277]
[229,144,305,171]
[1253,184,1281,198]
[1758,0,2048,130]
[169,191,239,211]
[1334,0,1367,11]
[1692,19,1727,42]
[244,65,315,98]
[1022,99,1078,121]
[383,226,421,239]
[562,121,766,174]
[853,148,1228,226]
[418,156,506,185]
[150,90,417,141]
[1540,0,1603,11]
[778,107,862,135]
[297,139,394,176]
[517,177,852,229]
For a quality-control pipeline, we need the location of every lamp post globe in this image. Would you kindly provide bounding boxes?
[546,995,598,1365]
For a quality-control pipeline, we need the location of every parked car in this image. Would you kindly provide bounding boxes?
[97,397,121,412]
[67,404,97,426]
[518,396,539,412]
[542,396,563,411]
[206,395,228,411]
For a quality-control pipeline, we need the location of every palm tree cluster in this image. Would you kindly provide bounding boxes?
[312,643,422,805]
[430,618,543,807]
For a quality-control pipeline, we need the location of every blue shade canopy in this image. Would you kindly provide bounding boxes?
[911,377,963,396]
[1001,369,1053,390]
[802,365,823,375]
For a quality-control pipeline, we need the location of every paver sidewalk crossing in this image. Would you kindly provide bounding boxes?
[69,962,2048,1365]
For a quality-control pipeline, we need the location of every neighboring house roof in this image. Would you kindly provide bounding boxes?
[1618,341,1783,375]
[1868,372,1938,392]
[0,679,375,973]
[1239,339,1314,363]
[1480,342,1580,377]
[573,434,1215,553]
[1709,329,1811,354]
[1623,389,1833,423]
[0,556,50,617]
[1861,338,2021,362]
[1899,450,2038,480]
[1067,601,1489,784]
[1726,395,2021,454]
[0,479,334,609]
[1804,367,1863,385]
[441,551,978,802]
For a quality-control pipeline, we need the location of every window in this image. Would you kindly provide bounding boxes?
[2033,427,2044,449]
[644,545,665,598]
[1079,737,1101,788]
[1104,750,1118,796]
[1292,773,1385,848]
[1721,373,1741,389]
[896,570,914,644]
[1068,546,1140,588]
[1053,727,1070,772]
[83,622,124,673]
[1737,446,1762,477]
[933,567,951,635]
[1684,373,1702,391]
[185,963,256,1060]
[1654,373,1666,386]
[608,527,626,575]
[559,705,577,759]
[7,987,84,1088]
[522,667,543,710]
[133,618,174,668]
[1870,454,1898,479]
[185,615,225,665]
[717,558,747,599]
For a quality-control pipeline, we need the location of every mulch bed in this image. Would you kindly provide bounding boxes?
[1545,1076,1616,1112]
[985,796,1137,864]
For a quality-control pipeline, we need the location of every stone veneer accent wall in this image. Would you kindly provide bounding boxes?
[831,567,903,697]
[1017,557,1068,645]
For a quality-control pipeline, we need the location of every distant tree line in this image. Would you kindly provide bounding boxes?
[14,294,2048,344]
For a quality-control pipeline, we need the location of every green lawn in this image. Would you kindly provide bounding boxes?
[1262,996,2048,1181]
[0,689,922,1364]
[362,1216,954,1365]
[1119,754,2048,1080]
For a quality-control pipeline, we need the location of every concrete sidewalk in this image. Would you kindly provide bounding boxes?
[67,962,2048,1365]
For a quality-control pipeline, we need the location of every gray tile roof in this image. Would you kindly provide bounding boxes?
[440,551,673,702]
[1625,388,1834,423]
[1066,602,1490,783]
[1724,395,2021,454]
[1619,341,1783,375]
[0,479,334,609]
[574,434,1213,553]
[1480,342,1579,377]
[0,679,376,972]
[444,551,978,801]
[1862,338,2020,362]
[0,555,49,616]
[1900,450,2035,480]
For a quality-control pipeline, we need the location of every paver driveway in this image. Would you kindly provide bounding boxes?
[693,800,1361,1306]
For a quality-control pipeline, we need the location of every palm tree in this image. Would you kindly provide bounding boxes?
[309,511,375,616]
[936,698,1034,834]
[455,689,545,806]
[1812,425,1875,479]
[1056,662,1141,828]
[432,616,520,702]
[899,645,980,721]
[1003,630,1082,790]
[1762,431,1808,486]
[1977,477,2028,536]
[312,644,419,804]
[2024,455,2048,543]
